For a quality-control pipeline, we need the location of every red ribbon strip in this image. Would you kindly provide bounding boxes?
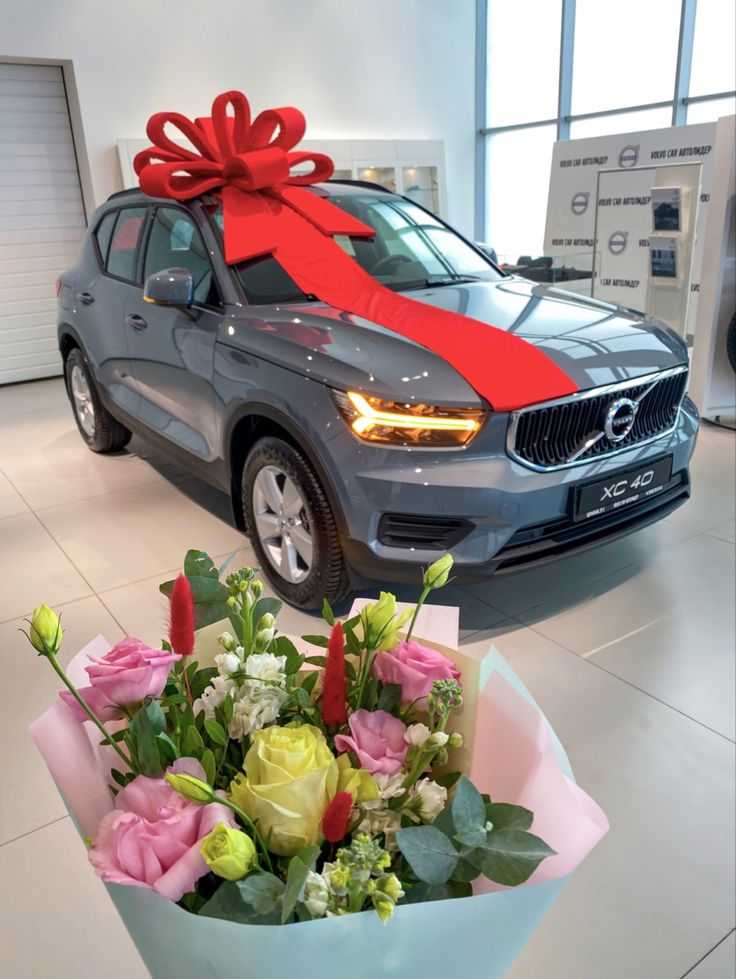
[134,91,577,410]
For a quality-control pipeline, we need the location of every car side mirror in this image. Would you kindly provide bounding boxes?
[143,268,194,307]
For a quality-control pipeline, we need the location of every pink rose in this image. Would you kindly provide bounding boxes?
[60,637,180,721]
[334,709,408,775]
[88,758,235,902]
[372,640,461,709]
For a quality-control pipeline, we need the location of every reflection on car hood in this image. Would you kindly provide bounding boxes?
[219,276,688,409]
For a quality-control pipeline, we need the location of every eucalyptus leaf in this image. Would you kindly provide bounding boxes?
[160,575,231,630]
[199,877,283,924]
[129,704,162,776]
[184,549,220,580]
[454,824,488,848]
[486,802,534,833]
[395,825,459,885]
[471,829,556,887]
[402,880,472,904]
[281,845,320,924]
[431,806,456,839]
[451,776,486,831]
[239,873,285,915]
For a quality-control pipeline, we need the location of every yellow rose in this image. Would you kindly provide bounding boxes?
[200,823,257,881]
[229,724,339,856]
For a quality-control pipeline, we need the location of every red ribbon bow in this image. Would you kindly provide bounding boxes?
[134,90,373,264]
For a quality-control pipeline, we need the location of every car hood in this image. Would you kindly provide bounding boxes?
[219,276,688,409]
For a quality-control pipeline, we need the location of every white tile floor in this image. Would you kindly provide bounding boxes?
[0,377,734,979]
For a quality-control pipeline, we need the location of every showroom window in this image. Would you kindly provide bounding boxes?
[479,0,736,255]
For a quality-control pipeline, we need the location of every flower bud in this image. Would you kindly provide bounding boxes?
[217,631,236,652]
[254,627,275,651]
[250,580,263,599]
[200,822,256,880]
[448,731,464,749]
[226,596,238,609]
[425,731,449,750]
[423,553,453,590]
[165,771,216,804]
[404,723,432,747]
[28,604,63,655]
[256,612,275,632]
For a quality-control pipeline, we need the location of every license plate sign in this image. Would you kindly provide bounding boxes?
[573,456,673,522]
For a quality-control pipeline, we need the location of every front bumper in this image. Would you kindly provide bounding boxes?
[328,396,699,587]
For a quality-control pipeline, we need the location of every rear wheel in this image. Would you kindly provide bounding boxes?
[242,436,351,609]
[65,347,131,453]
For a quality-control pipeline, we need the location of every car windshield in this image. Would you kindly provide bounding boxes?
[212,191,501,305]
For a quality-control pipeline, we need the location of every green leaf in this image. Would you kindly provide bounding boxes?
[451,776,486,831]
[471,829,556,887]
[301,671,319,694]
[184,549,220,580]
[343,622,361,656]
[434,771,461,790]
[204,718,229,747]
[273,635,303,674]
[156,731,179,765]
[182,724,205,756]
[160,575,230,630]
[377,683,402,713]
[449,854,480,883]
[199,876,283,924]
[485,803,534,833]
[454,824,487,848]
[200,747,216,784]
[190,667,217,702]
[129,704,162,776]
[431,805,455,839]
[402,880,472,904]
[228,612,244,642]
[281,845,319,924]
[295,686,311,708]
[304,656,327,667]
[252,597,282,625]
[110,768,128,787]
[321,598,335,626]
[301,634,328,648]
[395,826,459,885]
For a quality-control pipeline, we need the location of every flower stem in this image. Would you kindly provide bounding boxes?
[45,652,138,773]
[405,586,430,643]
[220,798,272,873]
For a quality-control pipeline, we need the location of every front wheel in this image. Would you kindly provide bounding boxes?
[241,436,351,609]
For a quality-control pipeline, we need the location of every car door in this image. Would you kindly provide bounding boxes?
[74,205,148,418]
[125,205,221,463]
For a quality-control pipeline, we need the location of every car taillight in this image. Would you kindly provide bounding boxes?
[55,279,62,297]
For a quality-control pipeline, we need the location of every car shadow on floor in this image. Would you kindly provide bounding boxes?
[126,436,656,636]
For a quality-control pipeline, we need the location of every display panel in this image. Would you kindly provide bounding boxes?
[650,238,678,279]
[651,188,682,233]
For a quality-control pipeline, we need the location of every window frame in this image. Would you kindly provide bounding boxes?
[140,203,225,312]
[93,204,151,286]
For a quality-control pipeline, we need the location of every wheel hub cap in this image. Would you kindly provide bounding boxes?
[70,364,96,437]
[252,465,313,584]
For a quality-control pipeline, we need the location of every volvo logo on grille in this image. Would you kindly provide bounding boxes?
[604,397,638,442]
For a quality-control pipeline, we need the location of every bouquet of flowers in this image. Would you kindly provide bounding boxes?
[29,551,607,978]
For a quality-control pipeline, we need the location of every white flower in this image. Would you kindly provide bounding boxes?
[425,731,449,750]
[192,675,237,718]
[244,653,286,683]
[228,683,288,739]
[404,723,432,747]
[355,809,402,850]
[408,779,447,823]
[217,631,236,651]
[215,652,242,677]
[304,871,330,917]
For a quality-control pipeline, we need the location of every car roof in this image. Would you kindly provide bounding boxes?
[105,179,392,205]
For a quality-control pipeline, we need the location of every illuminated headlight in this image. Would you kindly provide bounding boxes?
[332,390,485,447]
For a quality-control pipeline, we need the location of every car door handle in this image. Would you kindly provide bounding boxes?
[125,314,148,331]
[77,292,95,305]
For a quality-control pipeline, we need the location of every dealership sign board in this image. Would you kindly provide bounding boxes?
[544,121,717,336]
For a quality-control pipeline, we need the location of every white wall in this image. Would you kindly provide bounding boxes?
[2,0,477,234]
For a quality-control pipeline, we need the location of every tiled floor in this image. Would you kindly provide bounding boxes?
[0,377,734,978]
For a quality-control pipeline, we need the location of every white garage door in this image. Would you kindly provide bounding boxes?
[0,63,87,384]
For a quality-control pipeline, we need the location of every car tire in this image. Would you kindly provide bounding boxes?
[65,347,132,453]
[727,311,736,372]
[242,436,351,609]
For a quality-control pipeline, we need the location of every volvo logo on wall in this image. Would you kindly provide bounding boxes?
[607,231,628,255]
[618,144,640,167]
[603,398,638,442]
[571,191,590,215]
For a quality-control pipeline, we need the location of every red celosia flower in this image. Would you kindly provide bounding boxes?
[322,621,347,726]
[322,792,353,844]
[169,573,195,656]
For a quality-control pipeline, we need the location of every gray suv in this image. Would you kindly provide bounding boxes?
[57,181,698,607]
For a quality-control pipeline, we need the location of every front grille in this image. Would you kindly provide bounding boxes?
[509,367,688,470]
[377,513,473,550]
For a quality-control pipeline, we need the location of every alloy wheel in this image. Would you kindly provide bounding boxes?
[70,364,96,437]
[252,465,313,583]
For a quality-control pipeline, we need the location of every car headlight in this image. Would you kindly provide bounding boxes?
[332,390,485,447]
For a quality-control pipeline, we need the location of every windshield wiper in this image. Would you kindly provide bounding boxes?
[425,274,483,286]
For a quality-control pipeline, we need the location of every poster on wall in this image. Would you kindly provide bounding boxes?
[650,238,678,278]
[651,187,682,232]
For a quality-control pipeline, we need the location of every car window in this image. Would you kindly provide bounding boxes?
[212,192,500,305]
[144,207,221,306]
[94,211,117,267]
[106,207,147,281]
